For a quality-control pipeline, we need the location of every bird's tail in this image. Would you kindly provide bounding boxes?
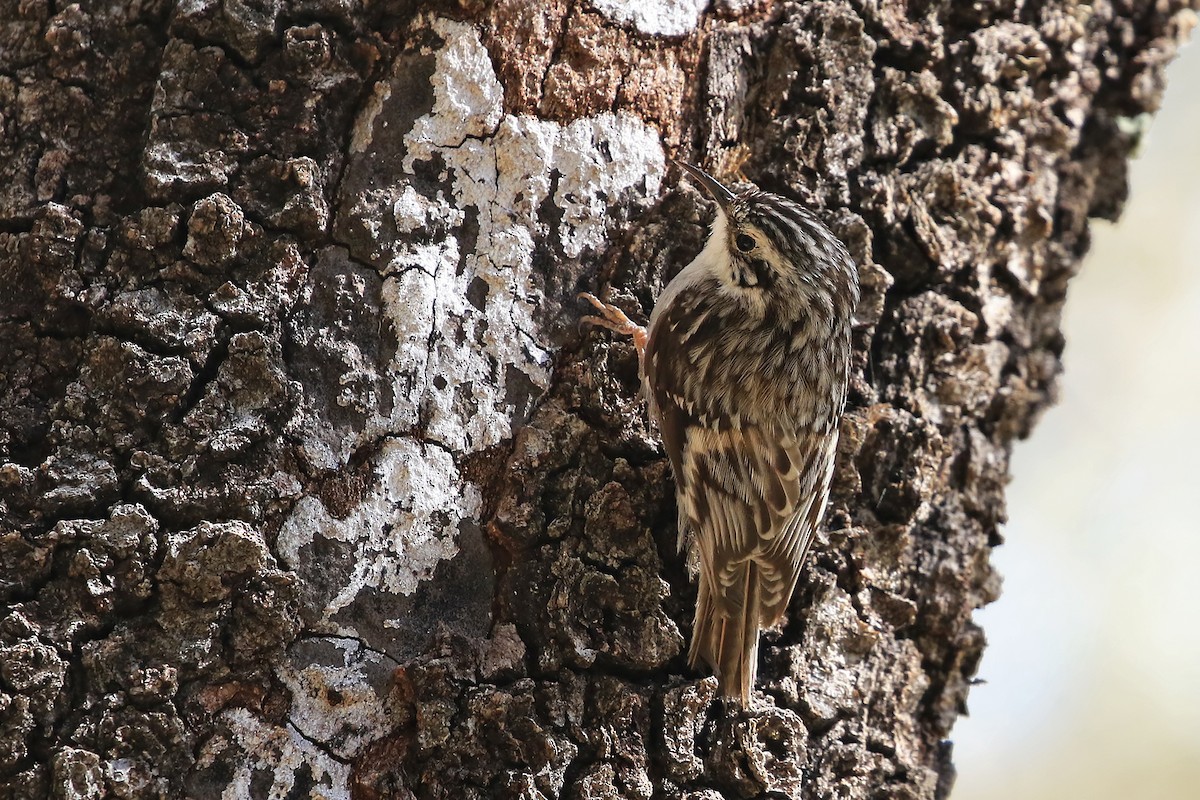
[689,562,761,704]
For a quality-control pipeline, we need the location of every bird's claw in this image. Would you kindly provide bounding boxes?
[578,292,649,360]
[579,292,639,334]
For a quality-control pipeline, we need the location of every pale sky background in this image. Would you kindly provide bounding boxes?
[952,37,1200,800]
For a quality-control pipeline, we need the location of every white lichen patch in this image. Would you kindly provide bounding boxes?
[202,709,351,800]
[393,18,666,453]
[407,17,504,148]
[589,0,709,37]
[550,114,667,258]
[268,20,672,796]
[278,639,394,759]
[268,18,668,795]
[278,437,480,618]
[288,12,665,611]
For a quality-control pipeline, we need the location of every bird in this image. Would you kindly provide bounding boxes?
[579,161,859,703]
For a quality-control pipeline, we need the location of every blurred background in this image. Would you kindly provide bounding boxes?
[952,37,1200,800]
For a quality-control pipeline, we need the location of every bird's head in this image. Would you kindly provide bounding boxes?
[673,161,856,309]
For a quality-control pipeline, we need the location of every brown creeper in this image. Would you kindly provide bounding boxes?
[581,162,858,703]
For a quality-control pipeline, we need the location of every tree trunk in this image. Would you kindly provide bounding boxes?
[1,1,1194,798]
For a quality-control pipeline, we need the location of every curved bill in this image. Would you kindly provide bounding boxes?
[672,160,737,216]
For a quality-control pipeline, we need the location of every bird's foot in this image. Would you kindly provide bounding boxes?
[578,292,648,360]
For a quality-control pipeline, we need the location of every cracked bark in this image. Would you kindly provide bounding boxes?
[0,1,1194,799]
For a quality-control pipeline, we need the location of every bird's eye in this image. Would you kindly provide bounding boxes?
[735,233,756,252]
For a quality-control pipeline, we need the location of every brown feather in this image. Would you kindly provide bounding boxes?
[636,166,857,702]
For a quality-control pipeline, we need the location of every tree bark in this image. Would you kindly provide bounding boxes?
[0,1,1194,798]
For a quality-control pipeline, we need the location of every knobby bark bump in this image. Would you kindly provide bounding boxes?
[0,1,1194,798]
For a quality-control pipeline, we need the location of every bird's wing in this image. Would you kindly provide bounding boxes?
[645,283,836,627]
[681,424,834,627]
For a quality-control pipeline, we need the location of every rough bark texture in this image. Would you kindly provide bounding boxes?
[0,1,1194,798]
